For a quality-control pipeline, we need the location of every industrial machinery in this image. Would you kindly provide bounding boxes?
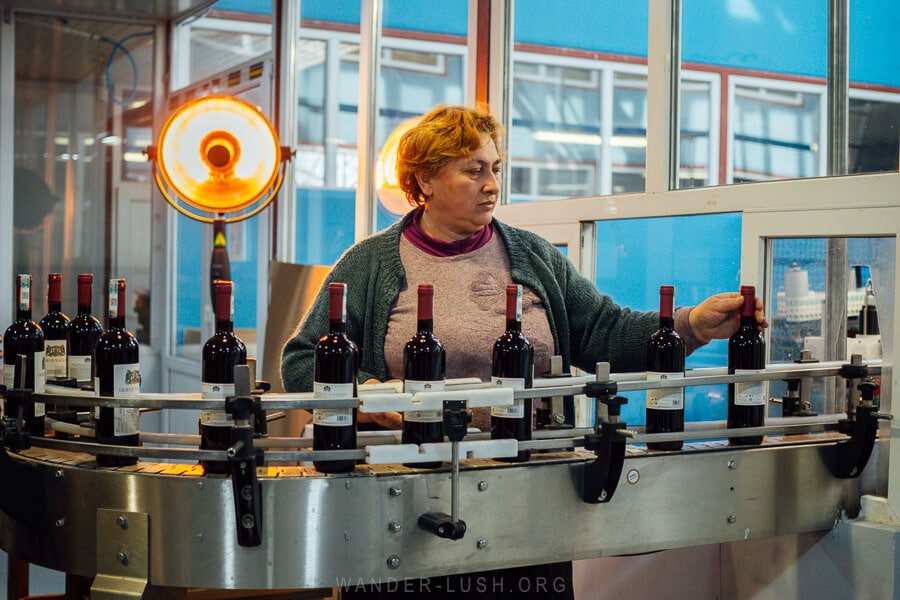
[0,358,886,598]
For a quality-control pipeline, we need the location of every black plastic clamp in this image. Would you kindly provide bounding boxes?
[833,380,883,479]
[582,389,628,504]
[224,395,264,547]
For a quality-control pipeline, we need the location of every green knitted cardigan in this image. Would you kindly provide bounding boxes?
[280,212,659,392]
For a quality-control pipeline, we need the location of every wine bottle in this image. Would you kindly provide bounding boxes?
[94,278,141,466]
[39,273,70,380]
[67,274,103,386]
[2,274,46,436]
[727,285,766,446]
[200,280,247,474]
[490,284,533,463]
[401,284,446,468]
[645,285,685,451]
[312,282,359,473]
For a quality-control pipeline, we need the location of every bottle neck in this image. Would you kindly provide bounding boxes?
[658,315,674,330]
[417,318,433,334]
[329,318,346,334]
[109,315,126,330]
[48,301,61,313]
[506,318,522,333]
[17,307,31,321]
[77,277,93,314]
[216,318,234,334]
[740,314,756,329]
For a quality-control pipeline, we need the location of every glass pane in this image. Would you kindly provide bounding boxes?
[510,0,649,201]
[682,0,827,186]
[849,3,900,174]
[187,1,273,82]
[768,237,894,413]
[595,214,742,425]
[14,15,155,342]
[294,0,468,264]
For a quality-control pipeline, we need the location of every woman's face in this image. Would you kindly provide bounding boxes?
[417,132,501,242]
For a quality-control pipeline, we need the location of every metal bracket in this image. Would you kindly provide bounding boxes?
[581,365,628,504]
[91,509,149,600]
[418,400,468,540]
[832,379,889,478]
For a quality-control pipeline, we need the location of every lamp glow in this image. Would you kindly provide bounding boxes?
[155,95,281,216]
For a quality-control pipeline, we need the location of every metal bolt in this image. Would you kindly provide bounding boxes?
[389,487,402,497]
[553,413,566,424]
[241,515,255,529]
[598,490,608,501]
[476,539,488,549]
[727,515,737,524]
[344,532,352,541]
[388,521,401,533]
[196,481,204,490]
[55,518,65,528]
[477,481,488,492]
[241,485,253,500]
[116,552,128,565]
[727,460,737,470]
[54,469,64,479]
[116,515,128,529]
[386,555,401,569]
[345,481,353,490]
[194,532,203,542]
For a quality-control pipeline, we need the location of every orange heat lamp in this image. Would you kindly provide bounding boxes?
[375,116,420,216]
[148,94,291,301]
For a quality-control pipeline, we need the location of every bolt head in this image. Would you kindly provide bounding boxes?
[477,539,488,549]
[116,515,128,529]
[389,487,402,497]
[728,460,737,470]
[727,515,737,524]
[477,481,488,492]
[387,555,401,569]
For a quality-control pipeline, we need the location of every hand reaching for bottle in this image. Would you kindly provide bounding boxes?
[688,292,768,344]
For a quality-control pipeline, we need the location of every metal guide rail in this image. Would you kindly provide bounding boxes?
[0,359,888,596]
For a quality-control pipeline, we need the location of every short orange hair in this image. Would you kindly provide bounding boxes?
[397,105,505,208]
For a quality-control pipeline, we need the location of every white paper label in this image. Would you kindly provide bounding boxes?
[312,381,354,426]
[68,355,92,383]
[490,376,526,418]
[44,340,68,378]
[734,369,766,406]
[201,381,235,426]
[646,372,684,410]
[33,350,46,394]
[403,379,446,423]
[1,364,12,388]
[109,363,141,436]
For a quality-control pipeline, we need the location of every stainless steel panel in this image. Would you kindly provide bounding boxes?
[0,439,875,590]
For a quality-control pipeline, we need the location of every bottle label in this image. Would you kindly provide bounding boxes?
[68,355,92,383]
[404,379,445,423]
[734,369,766,406]
[45,340,68,378]
[1,365,11,388]
[33,350,46,394]
[646,372,684,410]
[312,381,354,426]
[108,280,119,318]
[113,363,141,397]
[490,376,525,418]
[201,382,235,426]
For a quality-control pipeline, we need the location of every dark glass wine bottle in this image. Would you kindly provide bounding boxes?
[94,278,141,466]
[312,282,359,473]
[727,285,766,446]
[645,285,685,451]
[67,274,103,386]
[401,284,446,468]
[39,273,70,380]
[200,280,247,474]
[490,284,533,463]
[2,274,46,436]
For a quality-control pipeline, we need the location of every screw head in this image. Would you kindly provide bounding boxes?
[116,552,128,565]
[194,532,203,542]
[241,515,255,529]
[388,521,401,533]
[728,460,737,470]
[477,481,488,492]
[387,555,401,569]
[389,487,402,497]
[54,469,64,479]
[476,539,488,549]
[553,413,566,424]
[727,515,737,524]
[345,481,353,490]
[55,518,65,528]
[344,531,352,541]
[116,515,128,529]
[241,485,253,500]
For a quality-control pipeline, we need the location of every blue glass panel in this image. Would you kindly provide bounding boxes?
[176,215,202,348]
[295,188,357,266]
[595,213,742,424]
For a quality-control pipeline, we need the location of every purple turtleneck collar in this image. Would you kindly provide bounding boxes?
[402,207,493,257]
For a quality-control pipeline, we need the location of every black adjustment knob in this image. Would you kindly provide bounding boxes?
[785,379,800,393]
[584,380,618,399]
[226,396,258,421]
[839,363,868,380]
[601,395,628,418]
[858,380,878,402]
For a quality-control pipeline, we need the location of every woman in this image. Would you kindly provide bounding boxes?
[281,105,766,598]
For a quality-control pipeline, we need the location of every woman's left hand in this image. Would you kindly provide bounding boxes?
[689,292,768,343]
